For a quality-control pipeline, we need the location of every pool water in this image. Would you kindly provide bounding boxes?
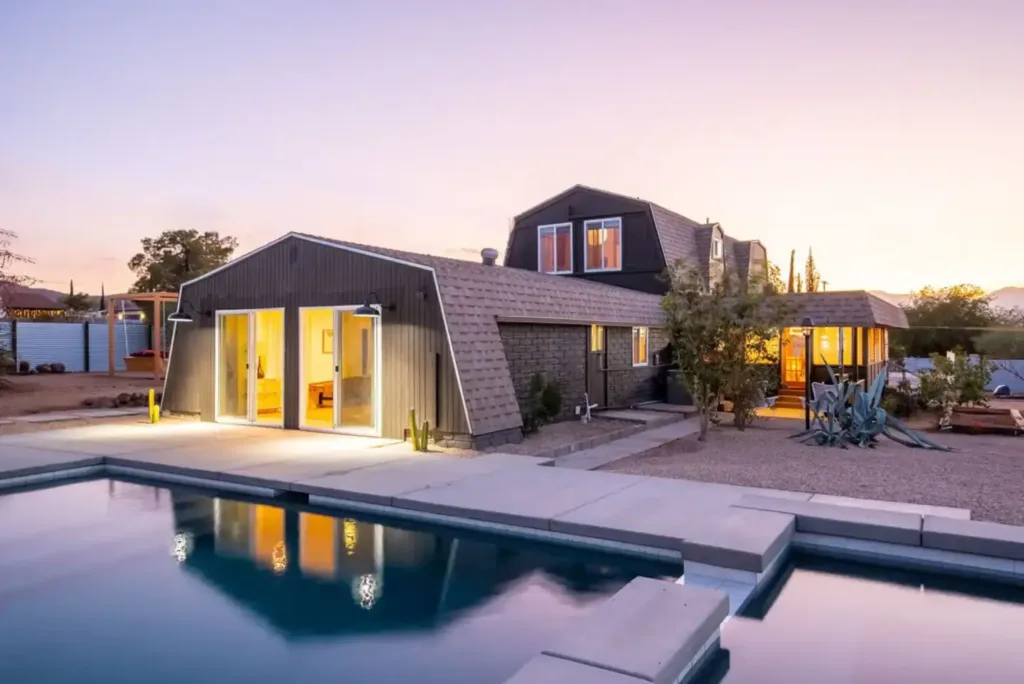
[694,553,1024,684]
[0,479,678,684]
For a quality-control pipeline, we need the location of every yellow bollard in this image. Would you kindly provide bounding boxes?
[148,389,160,424]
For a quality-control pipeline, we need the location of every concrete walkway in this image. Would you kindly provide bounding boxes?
[552,419,699,470]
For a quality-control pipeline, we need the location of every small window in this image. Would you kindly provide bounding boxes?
[590,324,605,352]
[712,236,724,260]
[584,218,622,272]
[632,327,649,366]
[538,223,573,274]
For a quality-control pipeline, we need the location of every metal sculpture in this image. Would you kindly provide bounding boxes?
[791,360,952,450]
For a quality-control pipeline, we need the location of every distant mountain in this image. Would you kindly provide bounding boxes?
[872,287,1024,311]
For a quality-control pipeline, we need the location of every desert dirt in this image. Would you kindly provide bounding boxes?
[602,417,1024,525]
[0,373,161,417]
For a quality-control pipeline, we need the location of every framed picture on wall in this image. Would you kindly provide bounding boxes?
[322,329,333,354]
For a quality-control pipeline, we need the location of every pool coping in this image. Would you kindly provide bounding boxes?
[5,455,1024,684]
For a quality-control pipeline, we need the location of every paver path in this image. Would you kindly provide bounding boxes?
[552,418,699,470]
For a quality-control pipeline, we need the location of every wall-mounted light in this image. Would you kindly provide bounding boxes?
[167,302,211,324]
[354,292,394,318]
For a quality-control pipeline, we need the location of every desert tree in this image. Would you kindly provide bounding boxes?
[662,264,788,440]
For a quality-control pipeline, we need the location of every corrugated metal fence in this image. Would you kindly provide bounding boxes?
[0,321,151,372]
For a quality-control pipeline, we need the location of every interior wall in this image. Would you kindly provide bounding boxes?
[302,308,335,383]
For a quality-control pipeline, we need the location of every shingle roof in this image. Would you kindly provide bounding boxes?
[779,291,909,329]
[647,202,703,269]
[0,285,66,311]
[295,233,665,436]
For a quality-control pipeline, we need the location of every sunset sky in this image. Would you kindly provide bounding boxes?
[2,0,1021,295]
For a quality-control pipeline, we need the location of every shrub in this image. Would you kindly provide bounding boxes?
[18,360,29,374]
[522,372,563,434]
[917,348,993,427]
[50,362,66,373]
[36,363,52,373]
[540,382,562,420]
[881,382,916,418]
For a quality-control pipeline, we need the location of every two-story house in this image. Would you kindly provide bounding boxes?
[504,184,768,294]
[159,185,906,450]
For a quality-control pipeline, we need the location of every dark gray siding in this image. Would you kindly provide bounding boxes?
[505,188,667,294]
[160,236,468,440]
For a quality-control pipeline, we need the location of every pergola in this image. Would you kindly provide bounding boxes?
[106,292,179,379]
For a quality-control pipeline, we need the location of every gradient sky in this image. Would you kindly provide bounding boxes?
[2,0,1022,295]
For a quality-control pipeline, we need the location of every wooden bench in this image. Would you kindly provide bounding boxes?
[950,406,1024,436]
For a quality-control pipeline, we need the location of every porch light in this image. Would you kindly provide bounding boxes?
[354,291,389,318]
[167,302,209,323]
[167,309,193,323]
[801,317,814,430]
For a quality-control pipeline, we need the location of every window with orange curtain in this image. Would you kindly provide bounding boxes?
[538,223,572,274]
[300,513,337,579]
[584,218,622,271]
[252,505,286,572]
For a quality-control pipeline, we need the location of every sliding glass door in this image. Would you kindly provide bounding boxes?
[299,307,380,435]
[215,309,285,425]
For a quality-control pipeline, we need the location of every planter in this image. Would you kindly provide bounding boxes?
[124,356,157,373]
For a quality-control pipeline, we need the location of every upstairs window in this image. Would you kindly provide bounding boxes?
[712,236,724,260]
[584,218,622,272]
[632,327,649,366]
[590,324,605,352]
[538,223,573,274]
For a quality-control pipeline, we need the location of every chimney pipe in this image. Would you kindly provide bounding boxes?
[480,248,499,266]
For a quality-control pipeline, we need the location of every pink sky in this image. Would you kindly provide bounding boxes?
[2,0,1021,295]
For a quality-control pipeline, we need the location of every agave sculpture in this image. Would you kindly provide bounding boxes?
[791,360,952,450]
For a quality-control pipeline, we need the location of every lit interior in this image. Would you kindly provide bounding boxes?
[300,308,376,431]
[300,512,337,579]
[216,309,284,423]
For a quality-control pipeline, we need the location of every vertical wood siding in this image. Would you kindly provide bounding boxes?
[160,236,468,438]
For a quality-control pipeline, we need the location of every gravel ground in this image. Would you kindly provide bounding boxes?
[602,418,1024,526]
[0,373,159,417]
[485,417,635,456]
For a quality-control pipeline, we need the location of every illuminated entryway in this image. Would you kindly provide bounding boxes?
[215,309,285,426]
[298,306,381,436]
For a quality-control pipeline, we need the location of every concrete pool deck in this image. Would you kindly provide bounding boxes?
[3,420,1024,684]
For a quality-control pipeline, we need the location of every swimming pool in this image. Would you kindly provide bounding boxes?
[0,479,679,683]
[692,553,1024,683]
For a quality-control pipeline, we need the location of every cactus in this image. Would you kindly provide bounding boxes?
[409,408,420,451]
[791,357,952,451]
[419,420,430,451]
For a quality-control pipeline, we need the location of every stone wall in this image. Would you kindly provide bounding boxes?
[606,326,671,407]
[498,323,588,420]
[499,322,671,416]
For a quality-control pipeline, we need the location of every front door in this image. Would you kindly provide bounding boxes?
[299,307,381,435]
[586,324,607,407]
[215,309,285,425]
[782,328,806,386]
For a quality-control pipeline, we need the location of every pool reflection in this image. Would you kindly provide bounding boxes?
[169,487,670,640]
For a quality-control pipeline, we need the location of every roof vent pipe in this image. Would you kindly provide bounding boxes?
[481,248,499,266]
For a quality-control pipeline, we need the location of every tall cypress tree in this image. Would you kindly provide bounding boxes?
[805,248,821,293]
[787,250,796,293]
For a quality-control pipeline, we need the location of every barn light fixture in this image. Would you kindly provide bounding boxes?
[354,292,392,318]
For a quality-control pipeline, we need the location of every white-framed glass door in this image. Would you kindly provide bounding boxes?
[299,306,381,436]
[215,309,285,426]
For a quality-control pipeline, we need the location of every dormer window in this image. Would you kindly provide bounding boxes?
[538,223,572,274]
[584,218,622,272]
[712,236,724,260]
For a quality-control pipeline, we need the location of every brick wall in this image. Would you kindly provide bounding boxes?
[498,323,587,420]
[499,322,671,416]
[606,326,670,407]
